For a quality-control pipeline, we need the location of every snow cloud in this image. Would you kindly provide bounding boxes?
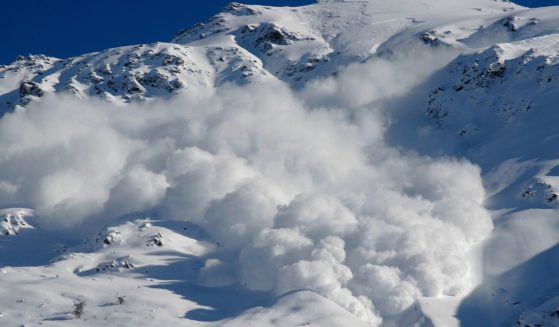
[0,52,492,325]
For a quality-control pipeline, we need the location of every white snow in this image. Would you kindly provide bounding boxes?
[1,0,559,326]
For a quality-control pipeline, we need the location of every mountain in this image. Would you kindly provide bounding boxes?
[1,0,559,326]
[0,0,525,111]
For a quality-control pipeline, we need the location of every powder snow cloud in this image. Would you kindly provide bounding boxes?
[0,52,492,325]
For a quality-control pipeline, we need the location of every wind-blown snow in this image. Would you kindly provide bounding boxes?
[4,0,559,325]
[0,51,492,325]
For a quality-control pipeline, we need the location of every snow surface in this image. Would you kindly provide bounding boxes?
[1,0,559,326]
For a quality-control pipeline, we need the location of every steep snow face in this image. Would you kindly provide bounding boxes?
[0,55,59,111]
[0,0,527,114]
[419,19,559,207]
[173,0,523,87]
[425,7,559,129]
[427,38,559,131]
[0,42,271,114]
[2,0,559,326]
[380,5,559,327]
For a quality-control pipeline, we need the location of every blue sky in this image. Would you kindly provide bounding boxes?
[0,0,313,64]
[0,0,554,65]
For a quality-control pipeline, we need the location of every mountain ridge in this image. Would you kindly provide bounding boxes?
[1,1,559,326]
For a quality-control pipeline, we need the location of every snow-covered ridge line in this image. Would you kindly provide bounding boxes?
[0,0,531,114]
[2,1,559,326]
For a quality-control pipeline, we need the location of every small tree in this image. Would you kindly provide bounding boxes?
[72,299,86,319]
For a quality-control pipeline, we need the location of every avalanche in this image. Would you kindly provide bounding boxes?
[1,0,559,326]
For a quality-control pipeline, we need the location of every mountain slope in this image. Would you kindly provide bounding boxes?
[2,1,559,326]
[0,0,525,112]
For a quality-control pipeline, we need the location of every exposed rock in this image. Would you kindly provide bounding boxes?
[521,179,559,206]
[96,230,123,247]
[502,16,519,32]
[147,233,164,247]
[19,81,44,98]
[419,31,448,47]
[0,209,33,236]
[224,2,258,16]
[95,256,136,272]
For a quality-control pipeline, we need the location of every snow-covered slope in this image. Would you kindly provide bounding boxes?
[0,217,370,326]
[388,5,559,326]
[0,0,523,112]
[2,0,559,326]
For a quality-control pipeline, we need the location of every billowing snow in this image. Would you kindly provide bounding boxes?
[1,0,559,326]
